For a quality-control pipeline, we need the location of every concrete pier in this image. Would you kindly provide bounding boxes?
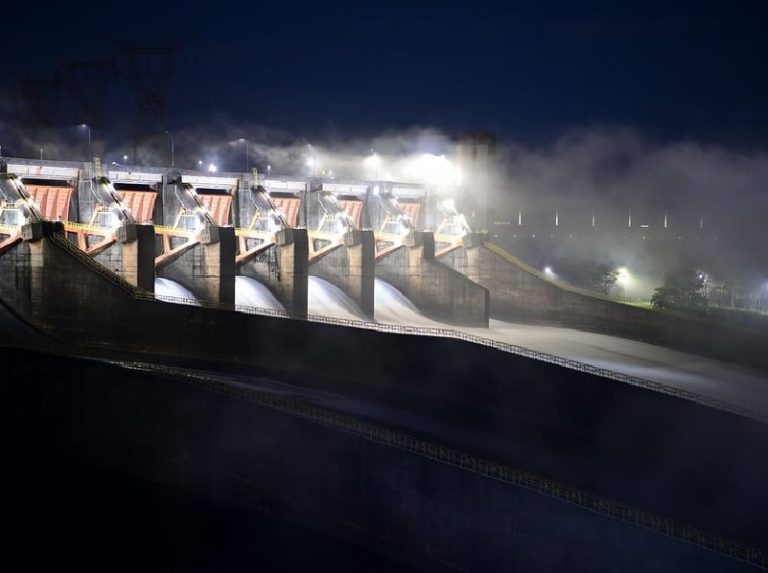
[155,178,236,304]
[310,228,375,318]
[235,182,309,319]
[376,231,489,327]
[238,228,309,318]
[92,224,156,292]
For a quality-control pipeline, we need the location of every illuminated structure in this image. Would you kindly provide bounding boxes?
[1,157,767,572]
[0,156,766,368]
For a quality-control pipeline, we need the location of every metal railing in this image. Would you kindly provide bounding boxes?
[116,360,767,570]
[304,315,768,424]
[49,231,142,296]
[46,229,768,424]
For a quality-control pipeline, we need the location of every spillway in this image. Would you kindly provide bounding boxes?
[235,276,285,311]
[308,276,366,321]
[155,278,199,306]
[373,278,439,327]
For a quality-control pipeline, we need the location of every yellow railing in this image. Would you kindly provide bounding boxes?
[63,221,113,234]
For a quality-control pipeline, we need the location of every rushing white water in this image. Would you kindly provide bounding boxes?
[307,276,366,320]
[156,272,768,415]
[154,278,199,306]
[373,279,439,327]
[235,276,285,311]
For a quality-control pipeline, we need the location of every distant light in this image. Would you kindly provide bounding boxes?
[411,153,457,186]
[208,163,217,173]
[365,152,382,167]
[123,155,128,161]
[617,267,631,286]
[544,266,553,275]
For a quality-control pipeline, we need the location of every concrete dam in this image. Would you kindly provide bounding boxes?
[1,157,767,571]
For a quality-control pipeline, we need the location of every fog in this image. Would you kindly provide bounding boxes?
[2,117,766,292]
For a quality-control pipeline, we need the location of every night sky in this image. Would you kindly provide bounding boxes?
[3,0,768,144]
[4,0,768,276]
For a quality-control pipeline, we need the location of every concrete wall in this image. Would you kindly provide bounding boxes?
[377,232,489,327]
[238,229,309,319]
[310,230,375,318]
[158,228,236,304]
[92,225,155,292]
[441,242,768,370]
[3,351,759,572]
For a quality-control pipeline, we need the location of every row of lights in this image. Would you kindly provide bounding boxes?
[12,132,456,184]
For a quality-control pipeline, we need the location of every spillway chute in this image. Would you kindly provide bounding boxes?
[154,278,200,306]
[235,276,285,312]
[308,276,366,321]
[373,278,439,327]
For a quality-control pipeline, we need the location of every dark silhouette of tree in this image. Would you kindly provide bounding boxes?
[651,269,708,312]
[587,264,618,295]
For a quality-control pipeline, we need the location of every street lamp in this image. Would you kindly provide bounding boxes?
[365,150,382,180]
[236,138,250,172]
[80,124,91,160]
[307,144,318,177]
[208,163,217,173]
[616,267,631,301]
[164,131,175,167]
[267,164,272,176]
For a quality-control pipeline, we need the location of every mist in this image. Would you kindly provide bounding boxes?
[2,117,766,290]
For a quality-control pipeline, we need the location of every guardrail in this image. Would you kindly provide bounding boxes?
[117,360,768,570]
[49,231,140,296]
[48,228,768,424]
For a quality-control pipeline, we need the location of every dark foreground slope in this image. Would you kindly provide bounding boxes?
[1,346,765,572]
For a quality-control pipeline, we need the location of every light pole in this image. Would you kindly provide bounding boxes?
[366,150,382,180]
[40,148,43,161]
[80,124,91,160]
[237,138,250,172]
[616,267,630,301]
[307,144,318,177]
[164,131,175,167]
[267,164,272,176]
